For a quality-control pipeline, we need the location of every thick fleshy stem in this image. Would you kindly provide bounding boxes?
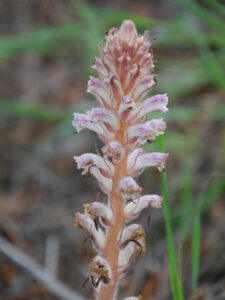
[97,124,130,300]
[73,21,168,300]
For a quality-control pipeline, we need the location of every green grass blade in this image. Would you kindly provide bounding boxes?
[192,215,201,298]
[157,135,184,300]
[184,175,224,298]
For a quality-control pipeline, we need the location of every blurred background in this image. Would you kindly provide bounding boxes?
[0,0,224,299]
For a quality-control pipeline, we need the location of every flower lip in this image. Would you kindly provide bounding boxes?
[127,151,168,176]
[128,118,166,145]
[87,107,119,131]
[128,94,168,122]
[72,112,115,143]
[74,153,114,177]
[84,202,113,223]
[74,153,113,194]
[124,194,163,222]
[75,213,105,250]
[72,113,93,133]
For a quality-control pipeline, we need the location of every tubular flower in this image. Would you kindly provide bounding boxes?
[73,20,168,300]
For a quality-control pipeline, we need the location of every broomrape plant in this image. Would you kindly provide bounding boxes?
[73,20,168,300]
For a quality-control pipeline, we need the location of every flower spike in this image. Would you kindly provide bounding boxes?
[73,20,168,300]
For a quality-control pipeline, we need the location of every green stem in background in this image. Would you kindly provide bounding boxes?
[192,214,201,299]
[157,134,184,300]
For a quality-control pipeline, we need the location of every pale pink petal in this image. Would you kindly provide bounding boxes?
[118,242,136,269]
[75,213,105,250]
[131,75,155,101]
[72,113,104,135]
[118,51,131,80]
[90,166,112,194]
[127,148,144,171]
[72,113,89,133]
[84,202,113,224]
[128,152,168,175]
[92,57,108,78]
[109,74,124,102]
[124,64,140,90]
[102,53,116,75]
[128,118,166,145]
[87,77,112,108]
[87,107,119,131]
[129,94,168,122]
[74,153,114,177]
[125,195,163,222]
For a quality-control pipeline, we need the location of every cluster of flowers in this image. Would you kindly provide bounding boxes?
[73,20,168,300]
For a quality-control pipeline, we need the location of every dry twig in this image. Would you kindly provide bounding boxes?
[0,236,85,300]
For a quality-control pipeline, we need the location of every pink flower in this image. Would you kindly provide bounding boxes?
[128,151,168,175]
[128,118,166,146]
[75,213,105,250]
[84,202,113,224]
[125,195,163,222]
[74,153,114,177]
